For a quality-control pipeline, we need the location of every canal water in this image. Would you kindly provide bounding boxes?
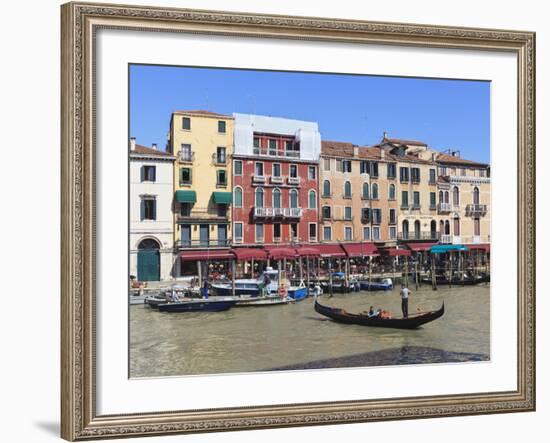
[130,284,490,378]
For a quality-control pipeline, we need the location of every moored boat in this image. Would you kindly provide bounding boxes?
[235,295,293,307]
[420,273,490,286]
[157,298,237,312]
[359,278,393,291]
[314,297,444,329]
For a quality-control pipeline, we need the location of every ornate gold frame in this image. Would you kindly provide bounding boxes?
[61,2,536,440]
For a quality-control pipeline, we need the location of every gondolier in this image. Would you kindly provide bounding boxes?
[400,284,411,318]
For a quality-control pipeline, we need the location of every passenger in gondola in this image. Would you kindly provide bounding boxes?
[367,306,381,318]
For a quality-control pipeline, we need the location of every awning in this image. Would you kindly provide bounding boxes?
[406,242,438,252]
[179,250,234,261]
[265,246,297,260]
[466,244,490,252]
[316,244,347,257]
[431,244,469,254]
[341,242,379,257]
[386,248,411,257]
[295,246,321,257]
[175,190,197,203]
[232,248,268,261]
[212,191,232,204]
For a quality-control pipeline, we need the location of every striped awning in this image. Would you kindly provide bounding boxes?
[232,248,268,261]
[341,242,379,257]
[316,244,347,257]
[265,246,297,260]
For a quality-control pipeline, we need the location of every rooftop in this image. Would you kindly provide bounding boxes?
[172,110,233,119]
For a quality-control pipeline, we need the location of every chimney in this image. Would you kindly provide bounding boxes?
[431,152,436,162]
[151,143,157,150]
[353,146,359,157]
[130,137,136,151]
[380,149,385,160]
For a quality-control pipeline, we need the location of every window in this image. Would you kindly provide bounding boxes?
[344,206,352,220]
[440,166,447,176]
[233,160,242,176]
[234,187,243,208]
[372,227,380,240]
[290,164,298,178]
[387,163,397,179]
[344,227,353,241]
[323,226,332,241]
[401,190,409,208]
[453,186,460,206]
[290,189,299,208]
[460,168,466,176]
[360,161,369,174]
[180,225,191,246]
[141,198,156,221]
[217,205,228,217]
[389,208,396,224]
[323,158,331,171]
[255,162,264,176]
[309,223,317,242]
[308,190,317,209]
[389,226,397,239]
[371,162,379,177]
[291,223,298,240]
[180,202,191,217]
[389,184,396,200]
[363,227,370,240]
[218,120,226,133]
[402,220,409,239]
[322,180,331,197]
[414,220,421,238]
[308,166,317,180]
[362,183,369,199]
[413,191,420,208]
[141,165,156,182]
[372,183,379,200]
[430,192,437,209]
[256,224,264,243]
[217,225,227,246]
[253,137,260,152]
[268,139,277,155]
[361,161,378,176]
[322,206,332,219]
[429,168,436,183]
[362,208,371,223]
[180,143,192,161]
[182,117,190,130]
[342,160,352,173]
[400,167,410,182]
[255,188,264,208]
[372,209,382,224]
[473,187,480,204]
[179,167,192,185]
[217,170,227,186]
[274,223,281,241]
[480,169,487,177]
[474,217,480,236]
[344,181,352,198]
[453,216,460,235]
[273,188,281,208]
[216,147,226,164]
[272,163,281,177]
[234,223,243,243]
[411,167,421,183]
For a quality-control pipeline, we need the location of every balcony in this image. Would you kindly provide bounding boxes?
[411,204,421,210]
[253,207,303,219]
[465,204,488,216]
[288,177,301,186]
[252,147,300,158]
[176,239,231,249]
[178,150,195,163]
[437,202,452,213]
[211,153,227,166]
[252,175,266,184]
[398,232,439,241]
[439,234,464,245]
[177,208,228,222]
[270,175,284,184]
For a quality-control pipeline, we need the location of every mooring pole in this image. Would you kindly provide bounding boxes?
[231,259,236,297]
[431,253,437,290]
[415,256,419,290]
[328,259,334,297]
[306,256,311,295]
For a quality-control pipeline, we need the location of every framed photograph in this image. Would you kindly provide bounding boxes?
[61,1,535,440]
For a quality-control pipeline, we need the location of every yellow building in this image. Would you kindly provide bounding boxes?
[167,110,234,276]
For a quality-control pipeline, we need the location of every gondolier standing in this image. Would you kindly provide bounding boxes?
[400,284,411,318]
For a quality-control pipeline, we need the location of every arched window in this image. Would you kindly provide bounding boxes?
[138,238,160,250]
[389,184,396,200]
[439,190,443,203]
[290,189,299,208]
[362,182,369,199]
[453,186,460,206]
[344,181,352,198]
[414,220,421,239]
[233,186,243,208]
[445,220,450,235]
[439,220,445,235]
[323,180,331,197]
[473,187,480,205]
[255,187,264,208]
[308,190,317,209]
[430,220,437,237]
[272,188,281,208]
[444,191,449,203]
[372,183,379,200]
[453,215,460,235]
[402,220,409,239]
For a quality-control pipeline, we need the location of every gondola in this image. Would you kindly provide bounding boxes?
[313,297,444,329]
[420,274,490,286]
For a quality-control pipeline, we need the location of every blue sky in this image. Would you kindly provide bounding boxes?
[130,65,490,163]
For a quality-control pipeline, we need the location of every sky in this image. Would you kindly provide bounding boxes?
[129,64,490,163]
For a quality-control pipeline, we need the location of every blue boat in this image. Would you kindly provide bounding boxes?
[359,278,393,291]
[287,286,308,301]
[157,298,237,312]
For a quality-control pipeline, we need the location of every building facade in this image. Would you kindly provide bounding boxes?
[167,110,234,276]
[232,113,320,246]
[129,139,175,281]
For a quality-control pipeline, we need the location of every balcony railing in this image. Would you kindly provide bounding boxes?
[252,147,301,158]
[252,175,266,183]
[288,177,301,185]
[398,232,439,241]
[177,208,228,221]
[253,207,303,218]
[439,234,453,244]
[211,153,227,165]
[178,150,195,163]
[437,202,452,213]
[176,239,231,249]
[465,204,488,216]
[270,175,284,184]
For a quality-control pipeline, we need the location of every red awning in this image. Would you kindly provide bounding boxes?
[316,244,347,257]
[265,246,297,260]
[467,244,490,252]
[341,242,379,257]
[232,248,268,261]
[386,248,411,257]
[406,242,437,252]
[179,250,234,262]
[295,246,321,257]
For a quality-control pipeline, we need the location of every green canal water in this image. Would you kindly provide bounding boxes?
[129,284,490,378]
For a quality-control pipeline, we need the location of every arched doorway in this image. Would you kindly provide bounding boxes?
[137,238,160,281]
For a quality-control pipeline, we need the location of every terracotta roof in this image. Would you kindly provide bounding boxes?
[436,153,488,167]
[382,137,427,147]
[321,140,356,157]
[131,144,173,156]
[172,110,233,118]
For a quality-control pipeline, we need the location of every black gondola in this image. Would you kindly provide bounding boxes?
[420,274,490,286]
[314,297,444,329]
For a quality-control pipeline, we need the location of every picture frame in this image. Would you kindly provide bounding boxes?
[60,1,536,440]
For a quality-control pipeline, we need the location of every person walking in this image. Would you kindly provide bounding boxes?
[400,283,411,318]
